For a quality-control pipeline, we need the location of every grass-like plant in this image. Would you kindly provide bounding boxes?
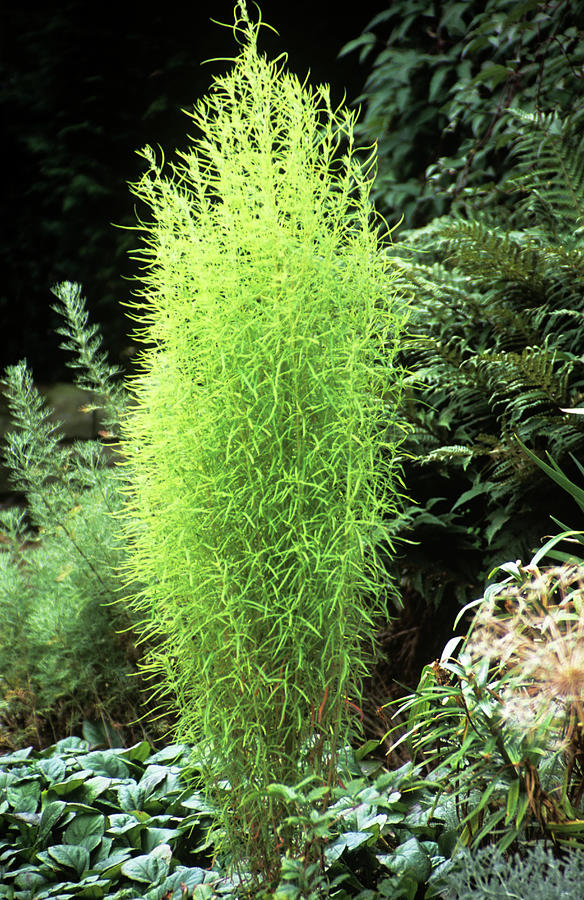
[394,556,584,853]
[120,2,407,882]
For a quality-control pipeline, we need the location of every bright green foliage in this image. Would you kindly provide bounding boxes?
[391,111,584,608]
[120,3,407,881]
[342,0,584,228]
[0,284,147,749]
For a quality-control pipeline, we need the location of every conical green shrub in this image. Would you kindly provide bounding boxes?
[120,2,407,880]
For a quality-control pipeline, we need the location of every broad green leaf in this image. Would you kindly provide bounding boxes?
[7,781,41,813]
[38,758,67,784]
[34,875,107,898]
[107,812,145,835]
[47,771,92,796]
[147,744,190,764]
[92,847,133,875]
[76,876,110,899]
[48,842,90,875]
[13,868,50,892]
[64,813,105,850]
[79,776,112,802]
[82,752,129,779]
[380,836,432,882]
[142,826,180,851]
[327,830,371,861]
[82,719,124,749]
[0,748,33,765]
[355,806,387,833]
[5,810,41,827]
[121,845,171,883]
[53,737,89,753]
[153,866,206,898]
[138,765,169,797]
[117,782,145,812]
[39,800,67,843]
[118,741,152,764]
[179,793,215,815]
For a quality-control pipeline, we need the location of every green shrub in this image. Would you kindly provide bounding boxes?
[120,2,407,883]
[390,110,584,609]
[0,283,150,749]
[342,0,584,228]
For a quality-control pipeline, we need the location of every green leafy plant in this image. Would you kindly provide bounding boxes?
[120,2,407,885]
[0,738,452,900]
[0,283,151,749]
[389,109,584,611]
[394,555,584,854]
[0,737,217,900]
[341,0,584,228]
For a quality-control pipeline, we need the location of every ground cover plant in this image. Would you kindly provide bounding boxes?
[437,842,584,899]
[119,2,408,885]
[0,735,459,900]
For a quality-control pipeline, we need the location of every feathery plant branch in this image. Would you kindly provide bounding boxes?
[0,286,147,747]
[3,282,127,599]
[119,0,407,883]
[2,363,115,599]
[51,281,125,430]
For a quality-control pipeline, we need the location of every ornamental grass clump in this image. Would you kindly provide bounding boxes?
[120,2,407,882]
[397,559,584,851]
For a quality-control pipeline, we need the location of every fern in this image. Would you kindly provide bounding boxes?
[393,111,584,606]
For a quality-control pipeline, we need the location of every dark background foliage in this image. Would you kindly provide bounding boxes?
[1,0,384,380]
[344,0,584,228]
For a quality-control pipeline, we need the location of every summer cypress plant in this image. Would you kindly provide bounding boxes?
[120,1,407,882]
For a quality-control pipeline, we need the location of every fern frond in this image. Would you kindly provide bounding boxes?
[51,282,125,429]
[506,111,584,240]
[2,362,68,499]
